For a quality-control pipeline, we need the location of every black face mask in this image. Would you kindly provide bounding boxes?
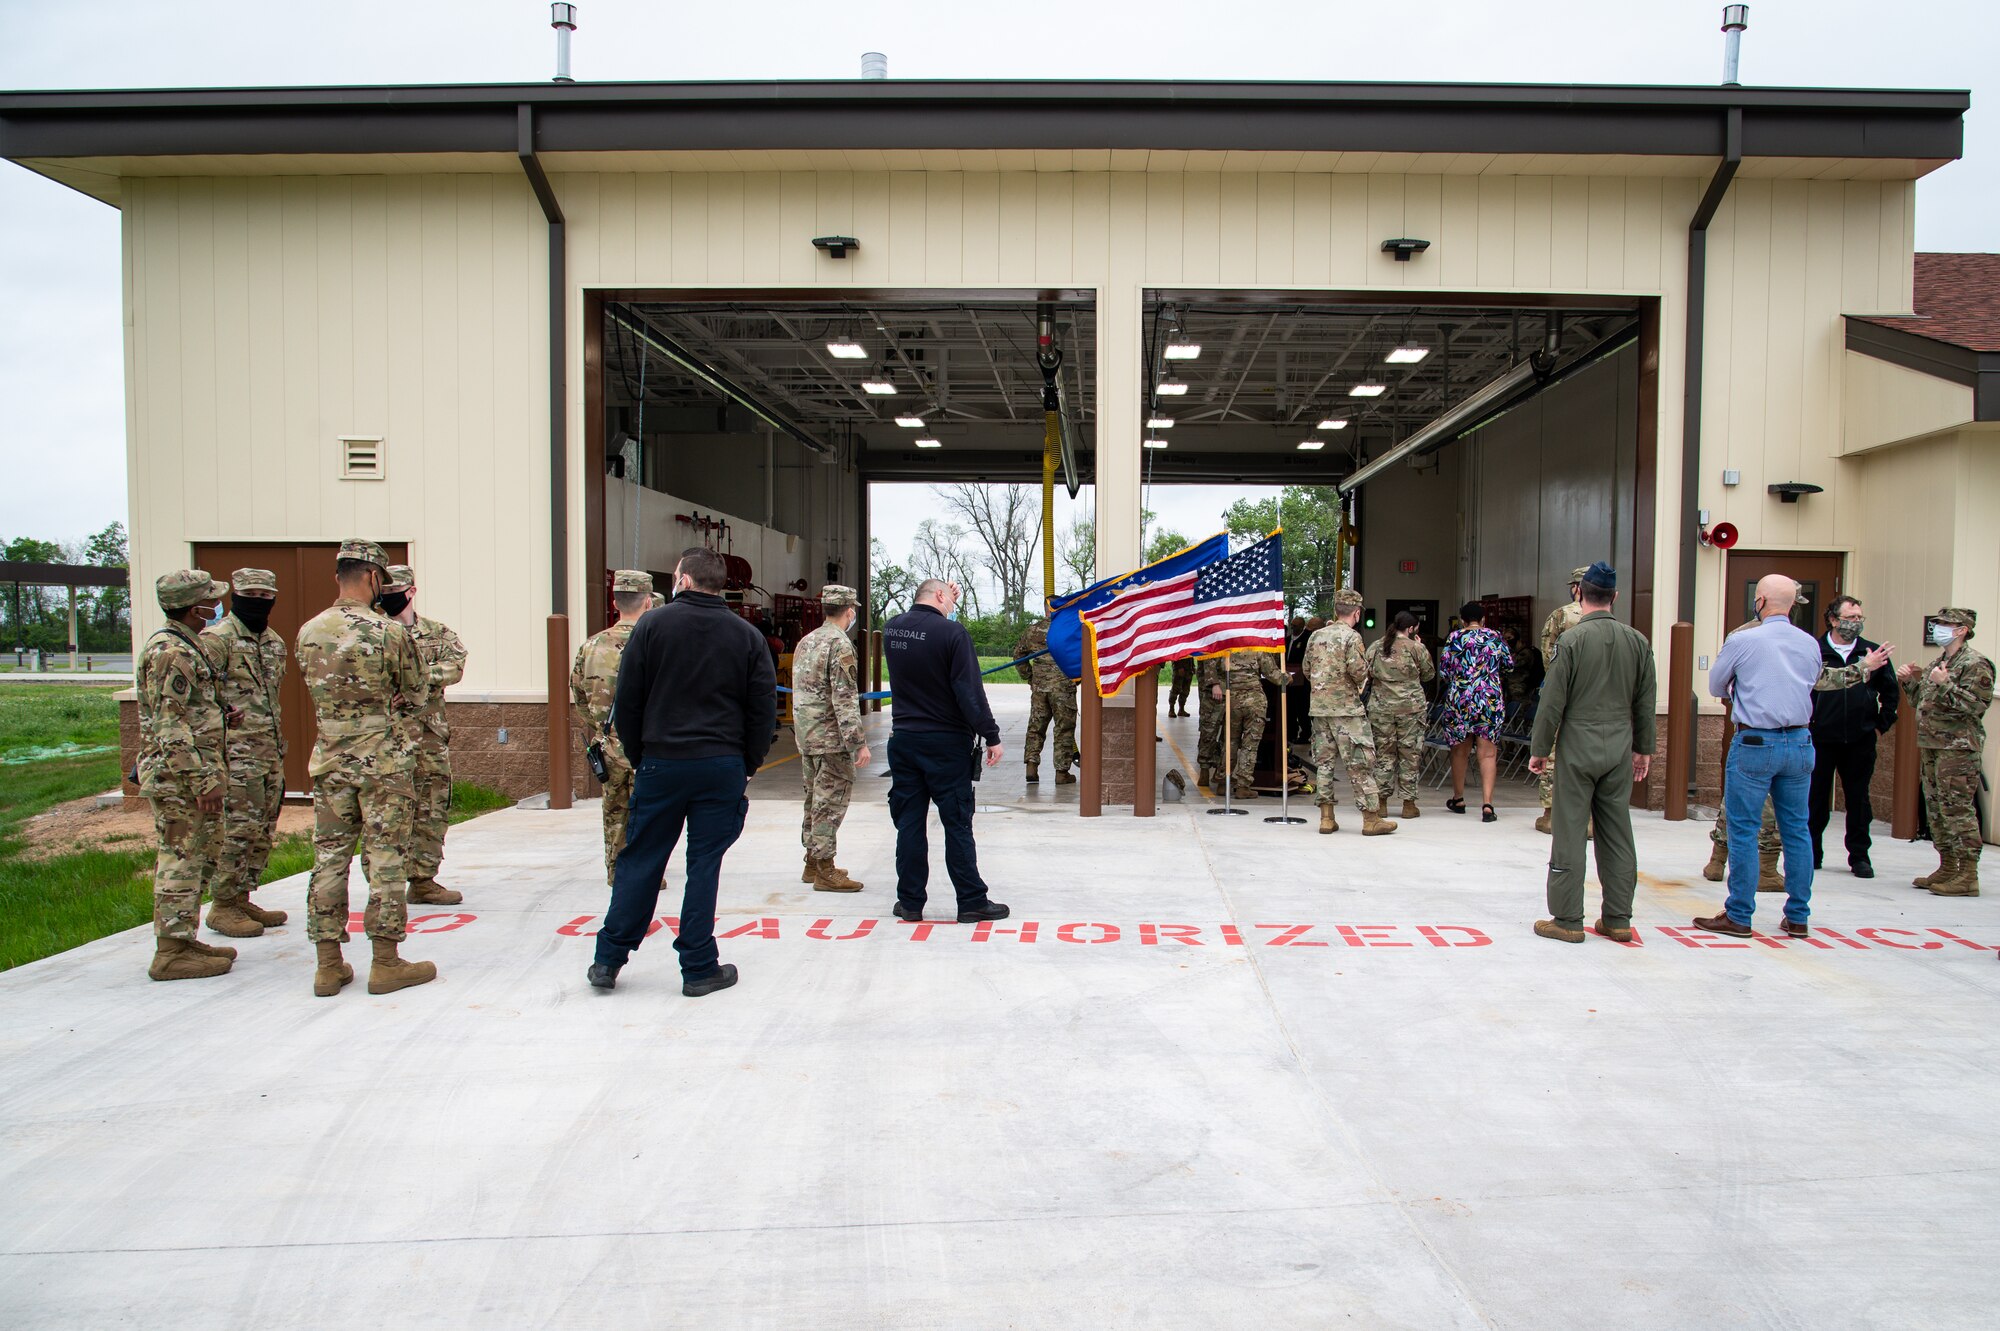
[378,589,411,617]
[232,599,274,634]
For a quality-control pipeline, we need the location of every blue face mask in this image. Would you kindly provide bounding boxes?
[206,601,228,626]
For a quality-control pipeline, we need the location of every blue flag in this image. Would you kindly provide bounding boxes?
[1045,531,1233,681]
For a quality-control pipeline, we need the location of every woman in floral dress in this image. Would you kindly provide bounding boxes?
[1438,600,1513,821]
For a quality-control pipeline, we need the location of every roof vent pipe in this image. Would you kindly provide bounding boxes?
[551,4,577,83]
[1721,5,1748,86]
[861,52,888,80]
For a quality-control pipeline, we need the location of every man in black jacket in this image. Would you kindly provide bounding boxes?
[589,547,777,997]
[1809,594,1899,878]
[884,578,1010,924]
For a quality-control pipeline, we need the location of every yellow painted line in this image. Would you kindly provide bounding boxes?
[1163,728,1216,802]
[757,752,800,774]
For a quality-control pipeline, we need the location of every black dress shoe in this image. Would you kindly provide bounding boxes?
[586,962,620,990]
[1850,857,1875,879]
[958,899,1010,923]
[682,964,739,998]
[892,901,924,922]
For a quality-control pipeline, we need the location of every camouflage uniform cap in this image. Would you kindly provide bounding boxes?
[1569,566,1592,585]
[1937,607,1977,629]
[612,569,654,595]
[1332,588,1364,611]
[820,583,859,611]
[382,564,416,590]
[157,568,229,611]
[230,568,278,594]
[336,539,389,569]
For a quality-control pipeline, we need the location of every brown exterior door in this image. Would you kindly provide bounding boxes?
[193,542,409,794]
[1724,550,1843,636]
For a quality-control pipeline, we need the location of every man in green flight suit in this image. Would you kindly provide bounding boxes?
[1528,562,1656,944]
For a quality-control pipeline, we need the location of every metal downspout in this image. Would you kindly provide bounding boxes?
[518,104,567,616]
[1678,106,1742,625]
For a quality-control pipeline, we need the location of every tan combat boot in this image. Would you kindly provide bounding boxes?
[1361,811,1399,837]
[801,857,818,884]
[1930,854,1981,897]
[407,878,463,906]
[367,937,437,994]
[1534,811,1553,835]
[1376,796,1389,818]
[1319,805,1337,835]
[1914,851,1955,889]
[148,936,233,981]
[1401,800,1421,820]
[1055,769,1078,786]
[205,899,265,938]
[238,894,289,927]
[814,861,864,893]
[313,940,354,997]
[1024,763,1040,785]
[1702,843,1728,882]
[1757,849,1785,892]
[187,937,238,961]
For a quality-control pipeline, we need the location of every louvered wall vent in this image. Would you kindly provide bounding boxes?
[339,436,385,480]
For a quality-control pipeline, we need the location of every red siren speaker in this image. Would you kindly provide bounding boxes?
[1706,522,1739,550]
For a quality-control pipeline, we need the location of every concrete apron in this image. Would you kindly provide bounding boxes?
[1,733,1995,1327]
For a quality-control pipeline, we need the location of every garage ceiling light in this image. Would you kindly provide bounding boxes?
[862,381,897,395]
[1348,383,1387,397]
[1143,438,1169,450]
[895,416,925,428]
[826,341,867,359]
[1297,440,1326,451]
[1146,417,1174,429]
[1316,419,1350,431]
[1155,381,1189,396]
[1385,346,1430,364]
[914,438,942,449]
[1163,342,1202,360]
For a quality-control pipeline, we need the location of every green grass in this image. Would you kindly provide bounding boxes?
[978,655,1033,677]
[0,682,512,971]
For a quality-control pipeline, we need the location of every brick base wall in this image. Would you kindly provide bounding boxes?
[1100,705,1138,805]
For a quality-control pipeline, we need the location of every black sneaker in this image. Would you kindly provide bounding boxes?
[586,962,620,991]
[958,900,1010,923]
[892,901,924,923]
[682,964,739,998]
[1850,857,1875,879]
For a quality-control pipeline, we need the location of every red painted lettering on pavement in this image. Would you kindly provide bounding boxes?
[1655,926,1750,950]
[1334,925,1410,948]
[720,918,782,940]
[1417,925,1494,948]
[1139,924,1203,946]
[1056,922,1120,944]
[1857,928,1941,950]
[1927,929,1990,951]
[807,918,877,941]
[557,915,598,937]
[1256,924,1327,947]
[1219,925,1244,946]
[972,920,1040,942]
[408,912,475,934]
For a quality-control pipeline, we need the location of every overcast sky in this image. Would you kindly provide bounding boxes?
[3,0,1994,553]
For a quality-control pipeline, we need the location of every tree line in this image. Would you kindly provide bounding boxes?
[3,523,131,654]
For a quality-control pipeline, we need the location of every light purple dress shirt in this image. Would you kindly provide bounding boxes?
[1709,615,1824,729]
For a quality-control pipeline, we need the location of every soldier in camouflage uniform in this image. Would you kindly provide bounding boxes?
[135,569,238,981]
[201,568,291,938]
[296,540,437,998]
[1196,654,1227,788]
[1534,567,1590,833]
[1900,607,1993,896]
[571,569,652,885]
[377,564,469,906]
[1168,657,1194,718]
[793,585,870,891]
[1223,648,1289,799]
[1304,590,1397,835]
[1014,616,1078,785]
[1365,610,1435,820]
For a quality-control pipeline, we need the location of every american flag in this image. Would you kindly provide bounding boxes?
[1082,532,1287,696]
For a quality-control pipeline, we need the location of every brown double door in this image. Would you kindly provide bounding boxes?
[1725,550,1843,636]
[192,542,409,794]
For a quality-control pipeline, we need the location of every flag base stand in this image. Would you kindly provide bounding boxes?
[1208,679,1249,816]
[1264,686,1306,825]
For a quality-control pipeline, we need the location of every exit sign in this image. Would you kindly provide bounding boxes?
[1399,560,1418,574]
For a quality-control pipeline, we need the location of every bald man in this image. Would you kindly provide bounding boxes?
[1696,575,1826,940]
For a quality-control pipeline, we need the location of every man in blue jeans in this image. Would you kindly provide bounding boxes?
[883,578,1011,924]
[1697,574,1829,939]
[589,547,776,997]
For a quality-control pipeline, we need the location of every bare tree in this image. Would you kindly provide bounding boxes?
[936,482,1040,617]
[867,538,918,627]
[909,518,983,619]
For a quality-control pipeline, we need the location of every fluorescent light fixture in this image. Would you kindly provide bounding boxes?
[862,381,897,395]
[914,438,943,449]
[895,416,926,428]
[1163,342,1202,360]
[1297,440,1326,451]
[1146,417,1175,429]
[1317,419,1351,431]
[1143,438,1169,450]
[826,341,867,359]
[1155,381,1189,396]
[1385,345,1430,364]
[1348,383,1387,398]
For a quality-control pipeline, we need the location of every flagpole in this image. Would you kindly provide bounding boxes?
[1265,683,1305,825]
[1208,657,1245,817]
